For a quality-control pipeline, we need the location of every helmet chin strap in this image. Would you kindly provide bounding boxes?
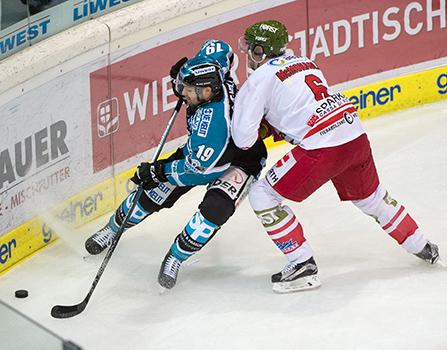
[195,86,204,101]
[193,86,215,105]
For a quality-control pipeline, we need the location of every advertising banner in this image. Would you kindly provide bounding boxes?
[305,0,447,84]
[0,57,109,234]
[90,0,446,172]
[345,65,447,119]
[90,1,308,172]
[0,0,141,59]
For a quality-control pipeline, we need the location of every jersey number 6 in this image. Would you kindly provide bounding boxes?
[305,74,329,101]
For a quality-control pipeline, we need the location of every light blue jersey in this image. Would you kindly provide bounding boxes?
[163,94,233,187]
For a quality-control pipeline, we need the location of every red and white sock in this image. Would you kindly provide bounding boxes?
[249,179,314,263]
[353,185,426,253]
[262,205,313,263]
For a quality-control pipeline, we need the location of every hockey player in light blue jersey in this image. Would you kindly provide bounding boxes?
[85,45,267,290]
[161,56,233,187]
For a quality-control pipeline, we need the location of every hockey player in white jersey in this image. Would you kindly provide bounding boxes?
[231,20,441,293]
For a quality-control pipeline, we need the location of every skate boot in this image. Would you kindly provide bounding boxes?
[85,224,117,255]
[158,252,183,290]
[271,256,321,293]
[414,241,440,265]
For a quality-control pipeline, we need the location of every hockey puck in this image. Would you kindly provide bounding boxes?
[15,290,28,298]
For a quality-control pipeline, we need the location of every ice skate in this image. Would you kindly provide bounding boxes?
[158,252,183,290]
[85,224,117,255]
[271,256,321,293]
[414,241,444,266]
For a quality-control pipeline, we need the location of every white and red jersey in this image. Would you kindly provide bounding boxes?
[232,55,365,150]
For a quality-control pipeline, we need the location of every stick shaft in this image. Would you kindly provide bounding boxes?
[54,100,183,315]
[84,99,183,304]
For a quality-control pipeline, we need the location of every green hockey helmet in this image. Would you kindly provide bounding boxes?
[238,20,289,59]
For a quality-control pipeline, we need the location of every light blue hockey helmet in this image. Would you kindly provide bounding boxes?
[196,39,234,75]
[176,55,224,95]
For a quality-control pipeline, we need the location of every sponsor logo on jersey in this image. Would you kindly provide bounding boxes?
[185,156,203,174]
[344,111,355,124]
[197,108,213,138]
[189,111,201,131]
[97,98,120,137]
[307,114,320,127]
[314,93,350,118]
[275,61,319,82]
[319,119,346,136]
[268,56,299,66]
[193,66,216,76]
[269,58,288,66]
[171,160,179,174]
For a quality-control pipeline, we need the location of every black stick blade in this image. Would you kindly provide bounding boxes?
[51,301,87,319]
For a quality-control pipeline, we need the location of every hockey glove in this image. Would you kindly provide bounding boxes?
[258,119,283,142]
[258,120,275,139]
[170,57,188,98]
[131,161,168,190]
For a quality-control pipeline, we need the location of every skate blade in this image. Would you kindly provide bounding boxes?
[436,258,446,268]
[186,258,200,266]
[158,285,172,295]
[158,287,169,295]
[272,275,322,294]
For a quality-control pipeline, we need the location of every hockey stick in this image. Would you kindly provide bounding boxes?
[51,99,183,319]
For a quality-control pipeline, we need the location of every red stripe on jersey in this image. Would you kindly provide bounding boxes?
[389,214,419,244]
[382,205,405,230]
[303,105,357,140]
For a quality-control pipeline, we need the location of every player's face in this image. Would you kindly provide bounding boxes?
[181,85,212,107]
[181,85,201,106]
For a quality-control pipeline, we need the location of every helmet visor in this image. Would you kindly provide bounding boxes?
[175,76,185,95]
[248,45,266,63]
[237,36,250,53]
[238,36,266,62]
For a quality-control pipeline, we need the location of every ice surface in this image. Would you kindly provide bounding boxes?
[1,100,446,350]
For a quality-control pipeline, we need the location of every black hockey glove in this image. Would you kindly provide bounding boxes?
[131,161,168,190]
[170,57,188,98]
[170,56,188,79]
